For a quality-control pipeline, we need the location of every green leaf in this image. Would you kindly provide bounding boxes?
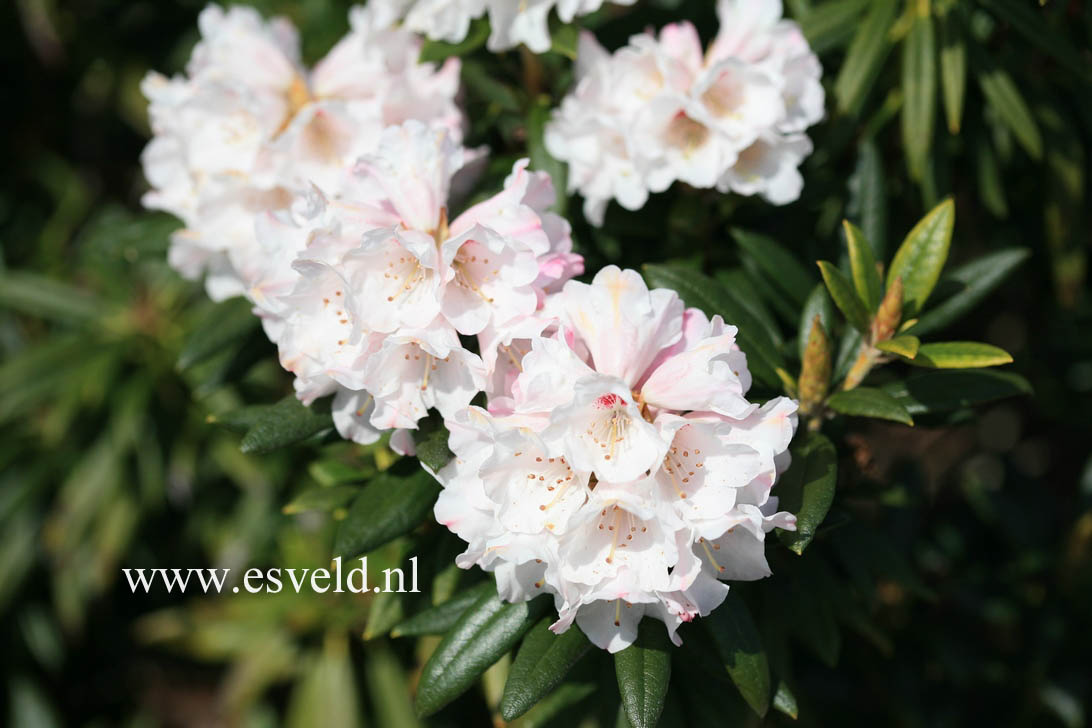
[614,619,672,728]
[975,136,1009,218]
[909,341,1014,369]
[975,57,1042,160]
[462,59,522,113]
[773,681,799,720]
[334,463,441,558]
[797,284,835,363]
[885,198,955,317]
[901,10,937,180]
[206,404,272,434]
[816,261,871,334]
[875,334,921,359]
[366,589,409,642]
[177,298,258,370]
[843,221,883,311]
[733,229,816,308]
[513,682,597,728]
[239,396,333,454]
[0,271,106,322]
[419,18,489,63]
[882,369,1032,414]
[528,98,568,214]
[848,137,888,259]
[390,581,494,638]
[826,387,915,425]
[285,635,361,728]
[799,0,871,54]
[415,589,550,717]
[834,0,898,115]
[413,415,453,472]
[938,8,966,134]
[283,485,359,515]
[365,646,424,728]
[907,248,1029,337]
[706,592,770,718]
[499,617,592,721]
[776,433,837,555]
[550,23,579,60]
[642,264,784,389]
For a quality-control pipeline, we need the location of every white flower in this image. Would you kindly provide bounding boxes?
[388,0,637,53]
[141,3,464,301]
[262,120,581,437]
[545,0,823,224]
[432,267,798,652]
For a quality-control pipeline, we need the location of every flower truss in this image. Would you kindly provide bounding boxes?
[141,2,463,301]
[143,3,805,655]
[434,267,798,651]
[384,0,637,53]
[545,0,824,224]
[260,121,583,445]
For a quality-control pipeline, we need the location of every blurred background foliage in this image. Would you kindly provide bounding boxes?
[2,0,1091,725]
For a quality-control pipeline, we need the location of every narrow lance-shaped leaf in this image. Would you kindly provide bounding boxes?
[910,341,1014,369]
[901,8,937,180]
[843,221,882,310]
[938,7,966,134]
[834,0,898,115]
[239,395,333,454]
[614,619,672,728]
[798,284,836,363]
[975,54,1042,160]
[499,617,592,721]
[906,248,1029,337]
[391,581,494,638]
[799,0,871,55]
[415,588,551,717]
[776,432,837,555]
[705,591,771,718]
[886,198,955,317]
[875,334,921,359]
[848,137,888,259]
[817,261,871,334]
[334,463,441,558]
[732,229,816,308]
[826,387,915,425]
[882,369,1032,414]
[178,298,258,370]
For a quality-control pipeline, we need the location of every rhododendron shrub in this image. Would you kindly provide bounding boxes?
[135,2,1033,725]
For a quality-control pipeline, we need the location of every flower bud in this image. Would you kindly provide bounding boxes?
[872,276,904,343]
[799,315,832,416]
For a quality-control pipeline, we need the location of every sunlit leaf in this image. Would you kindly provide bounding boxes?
[415,588,550,717]
[909,341,1014,369]
[826,387,914,425]
[886,198,955,317]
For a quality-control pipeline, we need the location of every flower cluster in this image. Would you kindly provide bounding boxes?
[435,268,798,651]
[261,121,582,444]
[144,3,805,652]
[142,3,463,301]
[545,0,824,224]
[385,0,636,53]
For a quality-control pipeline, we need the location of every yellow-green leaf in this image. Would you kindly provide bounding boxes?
[875,335,921,359]
[886,198,955,317]
[817,261,871,334]
[843,221,883,310]
[911,341,1014,369]
[938,8,966,134]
